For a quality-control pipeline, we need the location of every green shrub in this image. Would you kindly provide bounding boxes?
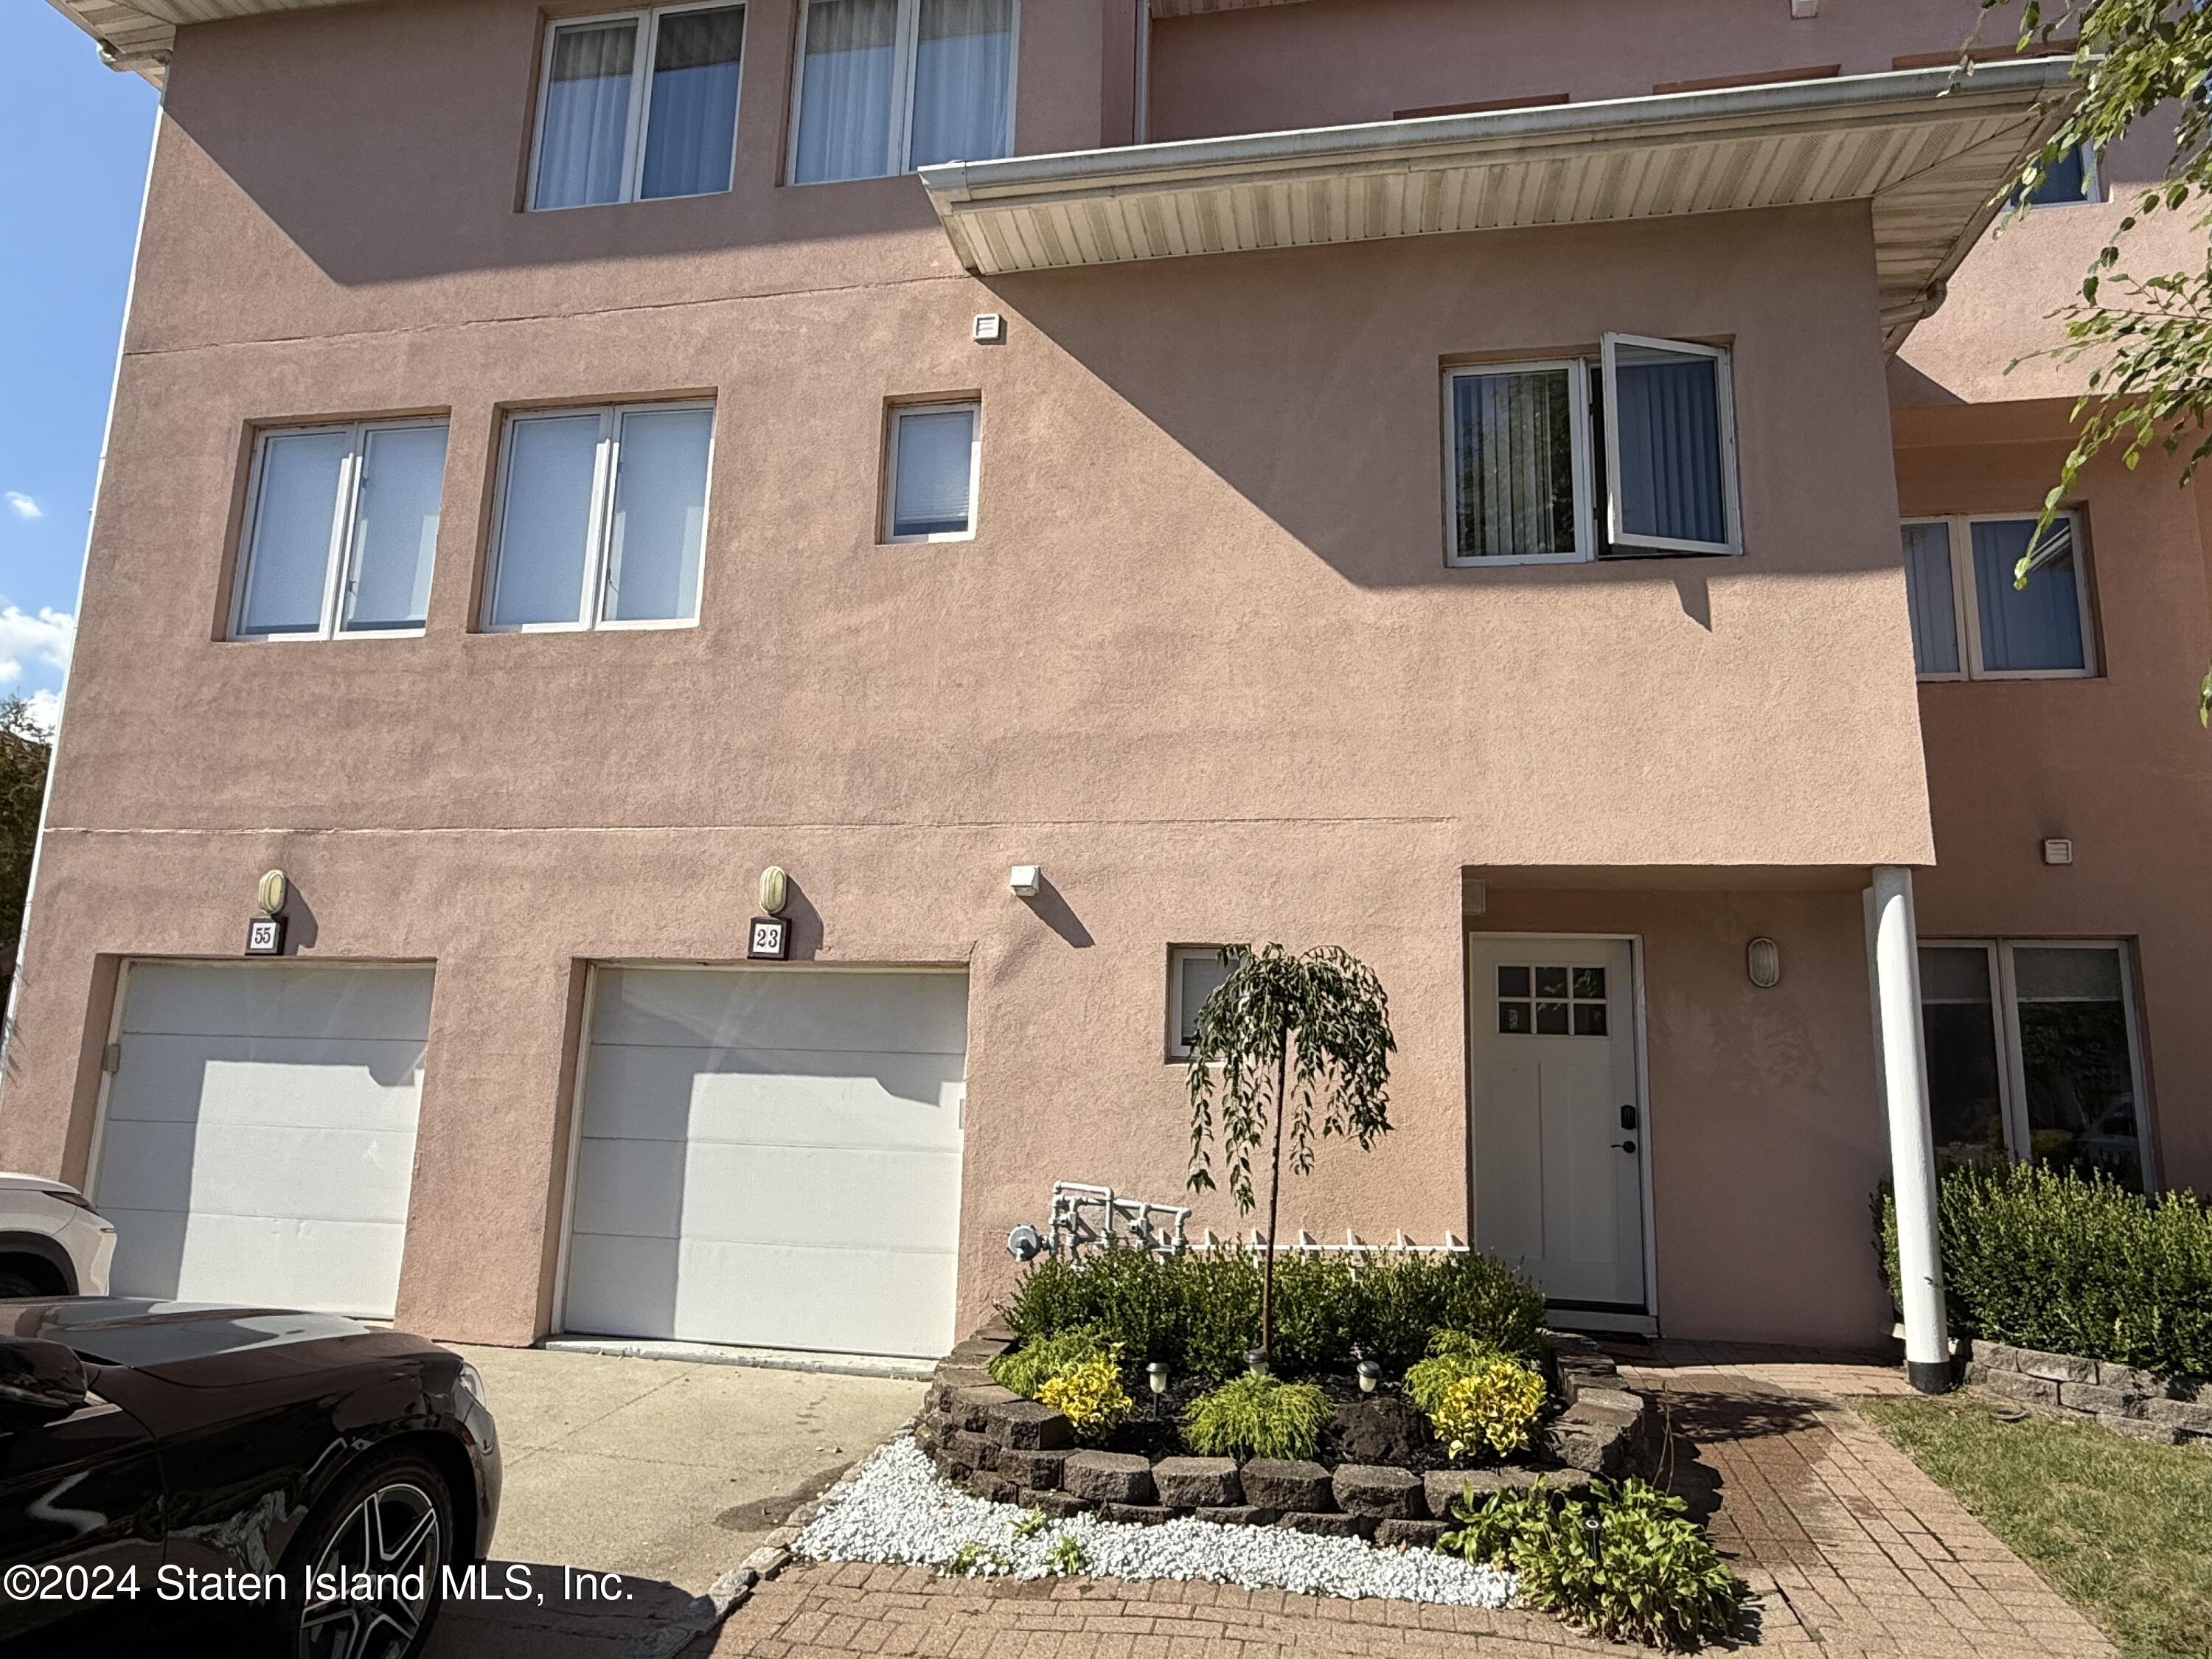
[1404,1332,1548,1460]
[990,1327,1107,1398]
[1181,1374,1332,1461]
[1875,1163,2212,1379]
[1037,1348,1134,1443]
[1441,1478,1743,1652]
[998,1243,1543,1381]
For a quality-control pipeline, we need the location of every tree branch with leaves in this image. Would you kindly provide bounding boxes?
[1185,944,1396,1364]
[1972,1,2212,723]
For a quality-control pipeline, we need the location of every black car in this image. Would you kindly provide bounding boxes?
[0,1298,499,1658]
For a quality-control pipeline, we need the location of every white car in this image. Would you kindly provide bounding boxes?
[0,1172,117,1298]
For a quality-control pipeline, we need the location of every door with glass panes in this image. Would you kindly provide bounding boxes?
[1917,940,2151,1189]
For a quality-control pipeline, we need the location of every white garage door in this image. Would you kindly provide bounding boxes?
[562,966,967,1359]
[94,961,433,1318]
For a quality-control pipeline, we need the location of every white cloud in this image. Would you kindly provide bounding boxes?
[20,689,60,736]
[4,493,41,521]
[0,605,75,686]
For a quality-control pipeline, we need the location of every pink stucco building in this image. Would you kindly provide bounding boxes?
[7,0,2205,1386]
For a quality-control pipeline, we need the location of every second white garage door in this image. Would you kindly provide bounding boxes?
[561,966,968,1359]
[92,961,432,1318]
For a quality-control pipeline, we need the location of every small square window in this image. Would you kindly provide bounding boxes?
[886,401,980,541]
[1498,1001,1533,1035]
[1169,946,1235,1060]
[232,419,448,641]
[1534,1001,1570,1034]
[1534,966,1569,999]
[1497,965,1531,998]
[1572,1002,1608,1037]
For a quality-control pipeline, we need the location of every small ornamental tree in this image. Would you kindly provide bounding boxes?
[1185,944,1396,1364]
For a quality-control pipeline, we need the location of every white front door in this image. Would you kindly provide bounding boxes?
[1467,936,1646,1311]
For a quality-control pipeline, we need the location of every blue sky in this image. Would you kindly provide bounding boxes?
[1,6,156,732]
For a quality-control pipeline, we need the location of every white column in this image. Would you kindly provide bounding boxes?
[1868,866,1951,1392]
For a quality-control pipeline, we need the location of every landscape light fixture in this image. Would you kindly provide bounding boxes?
[1356,1360,1381,1394]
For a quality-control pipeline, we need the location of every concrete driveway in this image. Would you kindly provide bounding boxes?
[422,1346,925,1659]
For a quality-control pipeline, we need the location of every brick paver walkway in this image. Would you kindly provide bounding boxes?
[706,1344,2116,1658]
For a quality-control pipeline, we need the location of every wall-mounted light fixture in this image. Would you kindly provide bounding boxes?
[1747,937,1781,989]
[256,869,288,916]
[759,865,789,915]
[1009,865,1043,897]
[246,869,289,956]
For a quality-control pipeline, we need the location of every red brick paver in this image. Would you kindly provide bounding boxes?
[706,1346,2115,1657]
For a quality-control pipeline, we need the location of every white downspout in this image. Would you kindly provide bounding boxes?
[1868,866,1952,1393]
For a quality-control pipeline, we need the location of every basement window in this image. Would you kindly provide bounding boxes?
[1444,333,1741,566]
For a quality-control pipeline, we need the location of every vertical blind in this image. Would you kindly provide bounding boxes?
[891,407,976,536]
[1971,518,2084,672]
[910,0,1015,168]
[1610,343,1727,547]
[535,21,638,209]
[1899,521,1960,674]
[795,0,899,182]
[344,425,446,633]
[1451,367,1576,560]
[605,408,714,622]
[492,415,602,627]
[641,7,745,200]
[240,431,350,636]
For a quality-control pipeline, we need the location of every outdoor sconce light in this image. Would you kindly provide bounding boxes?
[1356,1360,1381,1394]
[1747,936,1781,989]
[257,869,288,916]
[1009,865,1043,898]
[1147,1362,1169,1397]
[759,866,789,916]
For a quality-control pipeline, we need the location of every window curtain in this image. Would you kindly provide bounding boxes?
[604,408,712,622]
[795,0,898,183]
[1452,369,1575,558]
[641,7,745,200]
[909,0,1014,169]
[492,415,602,627]
[344,425,447,632]
[240,430,349,636]
[892,408,975,535]
[1899,521,1959,674]
[536,21,640,209]
[1611,346,1726,546]
[1972,518,2084,671]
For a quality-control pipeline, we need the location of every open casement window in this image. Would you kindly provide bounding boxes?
[1167,946,1234,1061]
[1917,940,2152,1192]
[1600,333,1741,556]
[232,420,447,641]
[884,401,981,541]
[790,0,1017,184]
[530,4,745,210]
[484,401,714,631]
[1899,512,2095,680]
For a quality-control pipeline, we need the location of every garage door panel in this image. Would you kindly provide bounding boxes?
[568,1137,684,1240]
[582,1044,963,1144]
[121,963,432,1043]
[672,1239,956,1357]
[678,1141,961,1251]
[564,966,967,1357]
[593,969,967,1056]
[106,1037,425,1129]
[102,1208,407,1317]
[561,1233,680,1340]
[96,963,431,1321]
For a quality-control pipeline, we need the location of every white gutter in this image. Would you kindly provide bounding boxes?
[920,58,2075,201]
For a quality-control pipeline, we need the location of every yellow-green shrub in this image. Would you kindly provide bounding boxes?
[990,1327,1105,1399]
[1037,1349,1133,1442]
[1405,1332,1547,1461]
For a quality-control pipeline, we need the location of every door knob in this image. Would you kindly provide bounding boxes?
[1612,1138,1638,1154]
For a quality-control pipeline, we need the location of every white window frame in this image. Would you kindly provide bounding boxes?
[1600,331,1743,557]
[483,399,715,633]
[883,399,982,543]
[230,418,446,643]
[2019,140,2101,210]
[1922,937,2155,1189]
[526,1,747,212]
[1167,945,1233,1062]
[1441,357,1595,568]
[786,0,1020,185]
[1902,511,2096,681]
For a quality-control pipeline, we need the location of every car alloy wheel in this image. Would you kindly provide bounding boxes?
[299,1479,445,1659]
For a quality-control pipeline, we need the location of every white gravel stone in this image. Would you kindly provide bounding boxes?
[794,1437,1514,1607]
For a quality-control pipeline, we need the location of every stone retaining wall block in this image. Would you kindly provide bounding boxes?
[1279,1512,1374,1540]
[987,1399,1074,1450]
[1238,1458,1334,1513]
[1331,1464,1423,1519]
[1062,1450,1157,1506]
[1152,1457,1242,1508]
[1374,1519,1453,1549]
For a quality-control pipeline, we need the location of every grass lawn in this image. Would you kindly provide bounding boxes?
[1857,1394,2212,1659]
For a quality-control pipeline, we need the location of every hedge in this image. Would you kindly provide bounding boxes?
[1877,1162,2212,1380]
[999,1244,1546,1380]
